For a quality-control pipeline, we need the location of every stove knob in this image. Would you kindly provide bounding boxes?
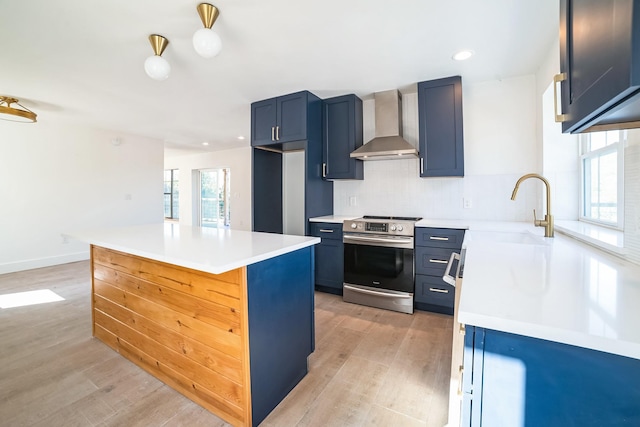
[390,224,397,231]
[351,223,357,229]
[397,225,404,232]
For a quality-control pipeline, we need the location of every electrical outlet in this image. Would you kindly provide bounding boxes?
[349,196,357,206]
[61,235,69,244]
[463,198,472,209]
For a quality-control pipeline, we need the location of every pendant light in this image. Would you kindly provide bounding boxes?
[193,3,222,58]
[0,96,37,123]
[144,34,171,81]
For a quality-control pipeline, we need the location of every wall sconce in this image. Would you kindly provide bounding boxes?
[0,96,37,123]
[144,34,171,81]
[193,3,222,58]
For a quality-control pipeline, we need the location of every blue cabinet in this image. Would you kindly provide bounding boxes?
[417,76,464,177]
[559,0,640,133]
[322,94,364,180]
[309,222,343,294]
[251,92,310,147]
[251,91,333,234]
[414,227,464,315]
[462,326,640,426]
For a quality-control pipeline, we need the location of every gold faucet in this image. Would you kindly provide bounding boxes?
[511,173,554,237]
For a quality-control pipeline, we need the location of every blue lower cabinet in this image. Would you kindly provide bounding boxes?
[414,274,454,315]
[310,222,344,294]
[462,326,640,426]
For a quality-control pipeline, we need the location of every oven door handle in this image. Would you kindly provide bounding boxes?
[443,252,461,286]
[343,284,413,299]
[343,235,414,245]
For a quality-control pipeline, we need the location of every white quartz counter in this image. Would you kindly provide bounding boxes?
[67,223,320,275]
[459,225,640,360]
[309,215,360,224]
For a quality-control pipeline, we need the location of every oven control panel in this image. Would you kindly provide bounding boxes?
[343,219,415,237]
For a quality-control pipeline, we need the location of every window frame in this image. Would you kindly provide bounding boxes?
[579,130,624,230]
[164,169,179,220]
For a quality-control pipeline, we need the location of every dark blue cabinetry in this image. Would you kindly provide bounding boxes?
[251,92,309,146]
[322,94,364,180]
[462,326,640,426]
[309,222,343,294]
[251,91,333,235]
[418,76,464,177]
[559,0,640,133]
[414,227,464,315]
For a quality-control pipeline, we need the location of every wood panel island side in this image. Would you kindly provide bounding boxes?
[69,223,319,427]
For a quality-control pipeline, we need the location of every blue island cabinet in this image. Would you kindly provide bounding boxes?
[462,326,640,426]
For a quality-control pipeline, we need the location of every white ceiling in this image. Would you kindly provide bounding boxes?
[1,0,558,155]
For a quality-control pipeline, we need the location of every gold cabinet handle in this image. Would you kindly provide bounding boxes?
[553,73,568,123]
[457,365,464,396]
[459,323,465,335]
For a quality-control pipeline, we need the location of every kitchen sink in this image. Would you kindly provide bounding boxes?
[466,230,550,246]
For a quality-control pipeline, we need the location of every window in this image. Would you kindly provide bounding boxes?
[164,169,179,220]
[197,168,230,228]
[580,130,624,228]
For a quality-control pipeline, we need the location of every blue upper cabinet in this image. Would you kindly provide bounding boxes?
[417,76,464,177]
[322,94,364,180]
[558,0,640,133]
[251,92,308,146]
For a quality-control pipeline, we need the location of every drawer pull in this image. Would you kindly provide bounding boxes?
[429,259,448,264]
[457,365,464,396]
[319,229,334,233]
[429,288,449,294]
[429,236,449,241]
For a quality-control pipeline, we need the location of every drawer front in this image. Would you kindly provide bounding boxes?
[309,222,343,240]
[415,227,465,249]
[415,274,455,307]
[415,247,457,276]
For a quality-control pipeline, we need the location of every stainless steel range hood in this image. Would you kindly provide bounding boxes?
[350,89,418,161]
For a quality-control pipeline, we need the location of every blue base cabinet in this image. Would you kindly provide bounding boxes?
[414,227,464,315]
[310,222,343,294]
[462,326,640,426]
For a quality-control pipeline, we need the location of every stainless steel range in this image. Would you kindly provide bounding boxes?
[343,215,422,314]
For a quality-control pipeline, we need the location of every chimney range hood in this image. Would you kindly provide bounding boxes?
[350,89,418,161]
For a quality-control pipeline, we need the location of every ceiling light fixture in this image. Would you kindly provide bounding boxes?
[0,96,37,123]
[193,3,222,58]
[452,50,474,61]
[144,34,171,81]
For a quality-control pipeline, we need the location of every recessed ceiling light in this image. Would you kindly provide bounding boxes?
[202,142,209,146]
[237,136,245,140]
[452,50,474,61]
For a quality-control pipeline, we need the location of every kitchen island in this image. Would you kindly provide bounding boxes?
[68,223,320,427]
[446,223,640,426]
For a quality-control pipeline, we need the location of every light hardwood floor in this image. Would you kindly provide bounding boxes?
[0,261,453,426]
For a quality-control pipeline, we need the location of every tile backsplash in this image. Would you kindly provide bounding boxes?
[333,158,539,221]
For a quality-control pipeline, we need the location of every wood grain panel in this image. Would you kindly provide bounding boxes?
[94,294,242,384]
[92,247,241,300]
[94,263,241,333]
[91,245,251,427]
[94,279,242,359]
[94,324,244,426]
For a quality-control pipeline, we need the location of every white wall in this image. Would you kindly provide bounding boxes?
[0,121,164,274]
[283,151,305,236]
[164,146,252,231]
[334,75,540,220]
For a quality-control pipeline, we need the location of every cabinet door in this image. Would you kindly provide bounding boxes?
[251,98,278,146]
[415,246,457,277]
[414,274,454,314]
[559,0,636,133]
[277,92,307,143]
[415,227,465,248]
[315,238,344,291]
[418,76,464,177]
[323,95,364,180]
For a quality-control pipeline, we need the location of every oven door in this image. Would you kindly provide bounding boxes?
[343,234,414,294]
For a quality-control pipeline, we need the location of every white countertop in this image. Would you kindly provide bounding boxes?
[458,225,640,360]
[309,215,360,224]
[66,223,320,275]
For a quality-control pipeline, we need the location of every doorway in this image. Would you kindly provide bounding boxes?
[196,168,230,228]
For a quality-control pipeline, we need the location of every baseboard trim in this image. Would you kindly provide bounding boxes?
[0,251,90,275]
